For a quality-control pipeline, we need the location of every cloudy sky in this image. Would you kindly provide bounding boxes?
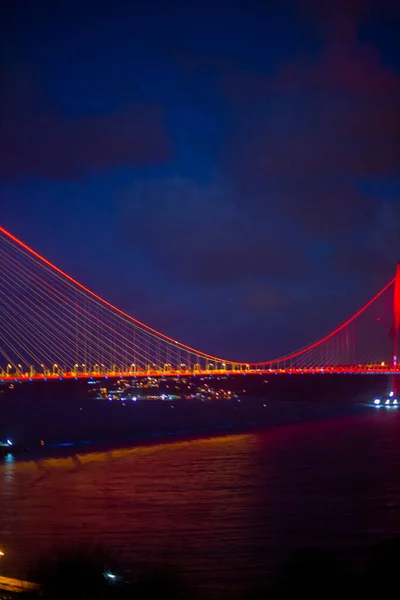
[1,0,399,361]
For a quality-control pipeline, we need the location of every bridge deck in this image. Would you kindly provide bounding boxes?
[1,367,400,382]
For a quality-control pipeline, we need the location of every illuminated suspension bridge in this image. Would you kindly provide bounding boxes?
[0,225,399,381]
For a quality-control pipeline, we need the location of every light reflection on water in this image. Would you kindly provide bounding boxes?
[2,412,400,597]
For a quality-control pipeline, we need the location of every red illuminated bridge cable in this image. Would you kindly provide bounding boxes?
[0,226,230,363]
[0,225,395,367]
[252,276,395,366]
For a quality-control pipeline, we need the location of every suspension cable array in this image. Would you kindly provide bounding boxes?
[0,226,397,378]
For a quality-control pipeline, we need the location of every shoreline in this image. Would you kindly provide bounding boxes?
[1,400,372,465]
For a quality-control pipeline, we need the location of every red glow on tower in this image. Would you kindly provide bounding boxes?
[393,263,400,366]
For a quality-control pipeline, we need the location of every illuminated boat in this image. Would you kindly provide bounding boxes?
[0,439,27,457]
[373,391,398,407]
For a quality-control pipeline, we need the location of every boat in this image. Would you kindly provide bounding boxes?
[0,439,27,457]
[373,391,398,407]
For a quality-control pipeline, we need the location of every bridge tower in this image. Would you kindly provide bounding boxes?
[388,263,400,394]
[392,262,400,368]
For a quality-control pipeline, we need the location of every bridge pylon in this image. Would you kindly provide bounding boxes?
[392,262,400,368]
[388,262,400,394]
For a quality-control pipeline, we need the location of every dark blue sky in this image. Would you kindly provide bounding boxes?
[1,0,399,361]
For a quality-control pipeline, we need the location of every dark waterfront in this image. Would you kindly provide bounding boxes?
[2,403,400,598]
[0,373,392,447]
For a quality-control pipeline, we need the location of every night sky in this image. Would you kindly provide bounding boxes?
[1,0,399,362]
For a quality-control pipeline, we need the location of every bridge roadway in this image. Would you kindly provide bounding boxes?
[1,366,400,382]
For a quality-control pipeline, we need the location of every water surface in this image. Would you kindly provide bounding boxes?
[1,408,400,597]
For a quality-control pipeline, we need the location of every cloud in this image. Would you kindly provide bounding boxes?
[221,18,400,244]
[118,177,309,284]
[331,199,400,280]
[0,66,170,179]
[237,284,289,313]
[299,0,367,24]
[298,0,400,32]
